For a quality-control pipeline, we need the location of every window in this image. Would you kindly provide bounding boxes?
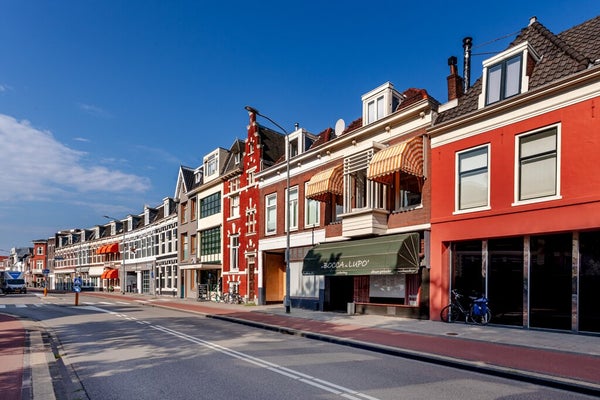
[247,209,256,234]
[230,235,239,270]
[305,182,320,227]
[230,194,240,218]
[181,233,189,260]
[190,234,197,255]
[37,246,44,255]
[205,153,218,176]
[200,192,221,218]
[367,96,385,124]
[36,260,43,270]
[289,139,298,158]
[265,193,277,234]
[486,54,522,105]
[180,201,188,223]
[457,145,489,211]
[390,173,422,211]
[343,150,385,212]
[286,186,298,231]
[200,227,220,262]
[517,127,558,201]
[247,170,255,185]
[190,198,197,221]
[229,177,240,192]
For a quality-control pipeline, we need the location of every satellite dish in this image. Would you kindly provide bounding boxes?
[334,118,345,136]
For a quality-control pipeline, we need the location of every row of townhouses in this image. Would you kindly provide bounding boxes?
[18,15,600,334]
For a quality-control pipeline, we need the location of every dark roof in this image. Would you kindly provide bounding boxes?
[257,125,286,168]
[179,165,196,192]
[435,15,600,125]
[221,139,245,177]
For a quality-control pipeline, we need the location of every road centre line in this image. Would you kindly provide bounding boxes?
[151,324,380,400]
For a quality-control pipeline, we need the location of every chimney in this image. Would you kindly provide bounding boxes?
[446,56,464,101]
[463,37,473,93]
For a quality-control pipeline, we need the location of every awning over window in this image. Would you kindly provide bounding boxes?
[302,232,421,276]
[96,245,106,255]
[305,164,343,203]
[102,269,119,279]
[367,137,424,184]
[105,243,119,253]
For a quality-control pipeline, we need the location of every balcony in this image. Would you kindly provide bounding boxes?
[341,208,389,237]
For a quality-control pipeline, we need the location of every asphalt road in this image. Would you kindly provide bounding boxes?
[2,293,597,400]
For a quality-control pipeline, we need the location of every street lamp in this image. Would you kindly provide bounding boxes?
[104,215,126,294]
[245,105,292,314]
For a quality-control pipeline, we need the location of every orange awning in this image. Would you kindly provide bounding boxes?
[106,243,119,253]
[96,246,106,255]
[100,270,109,279]
[367,137,424,184]
[106,269,119,279]
[305,164,343,203]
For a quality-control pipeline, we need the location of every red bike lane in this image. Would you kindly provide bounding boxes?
[0,313,25,400]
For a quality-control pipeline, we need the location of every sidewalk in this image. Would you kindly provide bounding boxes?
[5,291,600,398]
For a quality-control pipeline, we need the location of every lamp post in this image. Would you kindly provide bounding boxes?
[104,215,126,294]
[245,105,291,313]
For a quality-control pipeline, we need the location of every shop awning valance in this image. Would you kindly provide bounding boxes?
[305,164,343,203]
[103,269,119,279]
[302,232,420,276]
[367,137,424,184]
[96,245,106,255]
[105,243,119,253]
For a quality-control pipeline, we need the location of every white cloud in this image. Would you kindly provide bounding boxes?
[74,137,91,142]
[78,103,112,118]
[0,114,151,202]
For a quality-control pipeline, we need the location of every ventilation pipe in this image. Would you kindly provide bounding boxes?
[463,37,473,93]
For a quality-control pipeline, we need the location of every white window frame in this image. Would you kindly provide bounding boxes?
[204,153,218,176]
[265,193,277,235]
[304,182,320,228]
[479,42,540,108]
[513,125,561,206]
[455,144,491,214]
[230,234,239,271]
[230,194,240,218]
[285,186,299,231]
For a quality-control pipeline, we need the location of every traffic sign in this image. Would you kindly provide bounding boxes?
[74,286,81,293]
[73,277,82,286]
[43,269,50,276]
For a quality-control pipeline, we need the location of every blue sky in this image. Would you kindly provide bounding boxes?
[1,1,599,251]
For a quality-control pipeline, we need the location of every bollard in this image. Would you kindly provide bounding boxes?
[43,287,47,297]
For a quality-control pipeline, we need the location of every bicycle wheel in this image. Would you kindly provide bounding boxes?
[440,304,459,323]
[469,307,492,325]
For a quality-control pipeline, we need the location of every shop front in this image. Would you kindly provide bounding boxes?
[303,232,428,318]
[449,231,600,333]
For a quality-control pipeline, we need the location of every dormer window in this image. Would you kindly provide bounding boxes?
[289,139,298,158]
[480,41,539,108]
[362,82,402,125]
[205,154,218,176]
[486,54,522,104]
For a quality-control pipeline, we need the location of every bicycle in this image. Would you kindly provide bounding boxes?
[440,289,491,325]
[222,289,244,304]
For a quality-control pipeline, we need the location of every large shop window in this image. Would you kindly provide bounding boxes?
[529,234,571,330]
[488,237,524,326]
[579,231,600,333]
[517,127,558,202]
[451,241,484,296]
[457,145,489,211]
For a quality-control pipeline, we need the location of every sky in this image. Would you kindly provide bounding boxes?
[1,0,599,252]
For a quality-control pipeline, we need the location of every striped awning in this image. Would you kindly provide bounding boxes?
[105,243,119,253]
[367,137,424,184]
[305,164,343,203]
